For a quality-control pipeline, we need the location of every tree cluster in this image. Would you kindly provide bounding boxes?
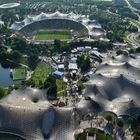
[43,75,57,98]
[77,55,91,72]
[89,9,129,42]
[0,87,6,99]
[7,37,50,69]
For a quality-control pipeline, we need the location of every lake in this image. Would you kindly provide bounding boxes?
[0,65,21,87]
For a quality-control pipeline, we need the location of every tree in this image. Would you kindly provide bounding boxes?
[136,47,140,53]
[85,57,91,70]
[44,75,57,98]
[105,114,113,122]
[129,48,135,54]
[10,37,27,52]
[9,50,21,63]
[117,119,124,128]
[54,39,61,52]
[0,87,5,99]
[25,79,35,87]
[77,55,91,72]
[28,54,39,69]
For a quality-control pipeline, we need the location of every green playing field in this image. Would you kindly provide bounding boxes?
[12,68,26,80]
[35,31,71,40]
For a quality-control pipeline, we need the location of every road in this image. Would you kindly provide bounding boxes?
[126,20,140,46]
[124,0,140,46]
[128,32,140,47]
[124,0,140,13]
[106,5,140,46]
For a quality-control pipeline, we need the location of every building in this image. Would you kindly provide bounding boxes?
[85,46,91,51]
[68,63,78,70]
[58,64,64,72]
[77,47,84,52]
[71,57,77,63]
[53,71,64,79]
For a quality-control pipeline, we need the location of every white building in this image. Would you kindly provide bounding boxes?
[58,64,64,72]
[68,63,78,70]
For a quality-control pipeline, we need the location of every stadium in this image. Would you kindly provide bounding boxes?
[10,11,106,42]
[0,3,20,9]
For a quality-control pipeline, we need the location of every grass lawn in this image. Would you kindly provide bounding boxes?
[30,62,53,87]
[88,128,112,140]
[35,30,71,40]
[77,79,85,87]
[103,111,117,123]
[77,128,113,140]
[56,79,67,97]
[13,68,26,80]
[77,77,88,90]
[28,62,67,96]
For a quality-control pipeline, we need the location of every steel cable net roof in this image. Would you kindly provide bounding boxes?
[0,87,82,140]
[0,54,140,139]
[75,97,104,117]
[84,54,140,119]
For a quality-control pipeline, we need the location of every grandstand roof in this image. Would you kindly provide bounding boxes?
[23,16,34,25]
[10,11,105,40]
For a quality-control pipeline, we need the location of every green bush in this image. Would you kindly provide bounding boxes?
[117,119,124,128]
[105,114,113,122]
[0,87,6,99]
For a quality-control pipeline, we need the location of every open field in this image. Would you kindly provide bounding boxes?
[28,62,66,96]
[35,30,71,40]
[56,79,67,97]
[77,128,113,140]
[29,62,53,87]
[13,68,26,80]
